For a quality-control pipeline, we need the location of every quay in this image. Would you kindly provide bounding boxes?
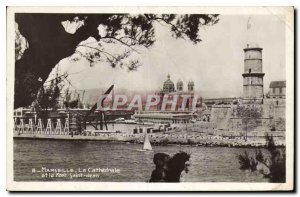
[13,113,286,147]
[13,132,285,147]
[13,126,286,148]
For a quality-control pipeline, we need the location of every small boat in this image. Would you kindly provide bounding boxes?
[137,132,153,152]
[190,119,197,123]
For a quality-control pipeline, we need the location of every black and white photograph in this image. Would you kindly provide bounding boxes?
[6,6,294,191]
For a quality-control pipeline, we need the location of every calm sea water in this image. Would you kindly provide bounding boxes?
[14,138,268,182]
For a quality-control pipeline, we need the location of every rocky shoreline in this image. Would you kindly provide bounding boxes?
[13,132,285,148]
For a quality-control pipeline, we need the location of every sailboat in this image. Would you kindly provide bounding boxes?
[137,132,153,152]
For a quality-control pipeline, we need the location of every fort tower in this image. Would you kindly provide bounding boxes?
[242,43,265,101]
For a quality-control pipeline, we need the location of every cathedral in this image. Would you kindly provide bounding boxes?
[134,74,201,124]
[156,74,200,112]
[162,74,195,93]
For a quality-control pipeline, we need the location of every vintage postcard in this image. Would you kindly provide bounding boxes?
[6,6,294,191]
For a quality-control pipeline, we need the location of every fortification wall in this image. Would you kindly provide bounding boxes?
[210,105,232,130]
[263,98,286,131]
[210,98,286,132]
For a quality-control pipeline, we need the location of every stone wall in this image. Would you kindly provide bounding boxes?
[210,98,286,133]
[263,98,286,131]
[210,105,232,130]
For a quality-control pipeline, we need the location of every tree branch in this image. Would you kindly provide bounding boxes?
[77,44,120,61]
[101,36,140,53]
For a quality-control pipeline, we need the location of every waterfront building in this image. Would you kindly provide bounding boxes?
[269,81,286,99]
[134,111,194,124]
[13,107,32,117]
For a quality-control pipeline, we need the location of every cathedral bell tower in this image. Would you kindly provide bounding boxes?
[242,43,265,102]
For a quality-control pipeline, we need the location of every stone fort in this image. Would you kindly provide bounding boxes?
[204,43,286,136]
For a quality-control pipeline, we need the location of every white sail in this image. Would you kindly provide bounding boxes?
[143,132,152,151]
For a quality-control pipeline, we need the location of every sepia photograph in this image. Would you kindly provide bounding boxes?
[6,6,294,191]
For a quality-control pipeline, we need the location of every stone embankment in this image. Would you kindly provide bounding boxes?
[14,131,285,147]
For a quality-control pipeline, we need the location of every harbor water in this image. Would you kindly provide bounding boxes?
[14,138,268,182]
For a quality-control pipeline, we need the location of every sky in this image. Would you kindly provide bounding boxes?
[50,14,287,98]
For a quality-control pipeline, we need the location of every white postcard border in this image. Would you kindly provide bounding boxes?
[6,6,294,191]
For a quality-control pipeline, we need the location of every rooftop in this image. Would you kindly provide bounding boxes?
[269,81,286,88]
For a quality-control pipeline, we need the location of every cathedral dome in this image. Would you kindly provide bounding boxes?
[163,74,175,93]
